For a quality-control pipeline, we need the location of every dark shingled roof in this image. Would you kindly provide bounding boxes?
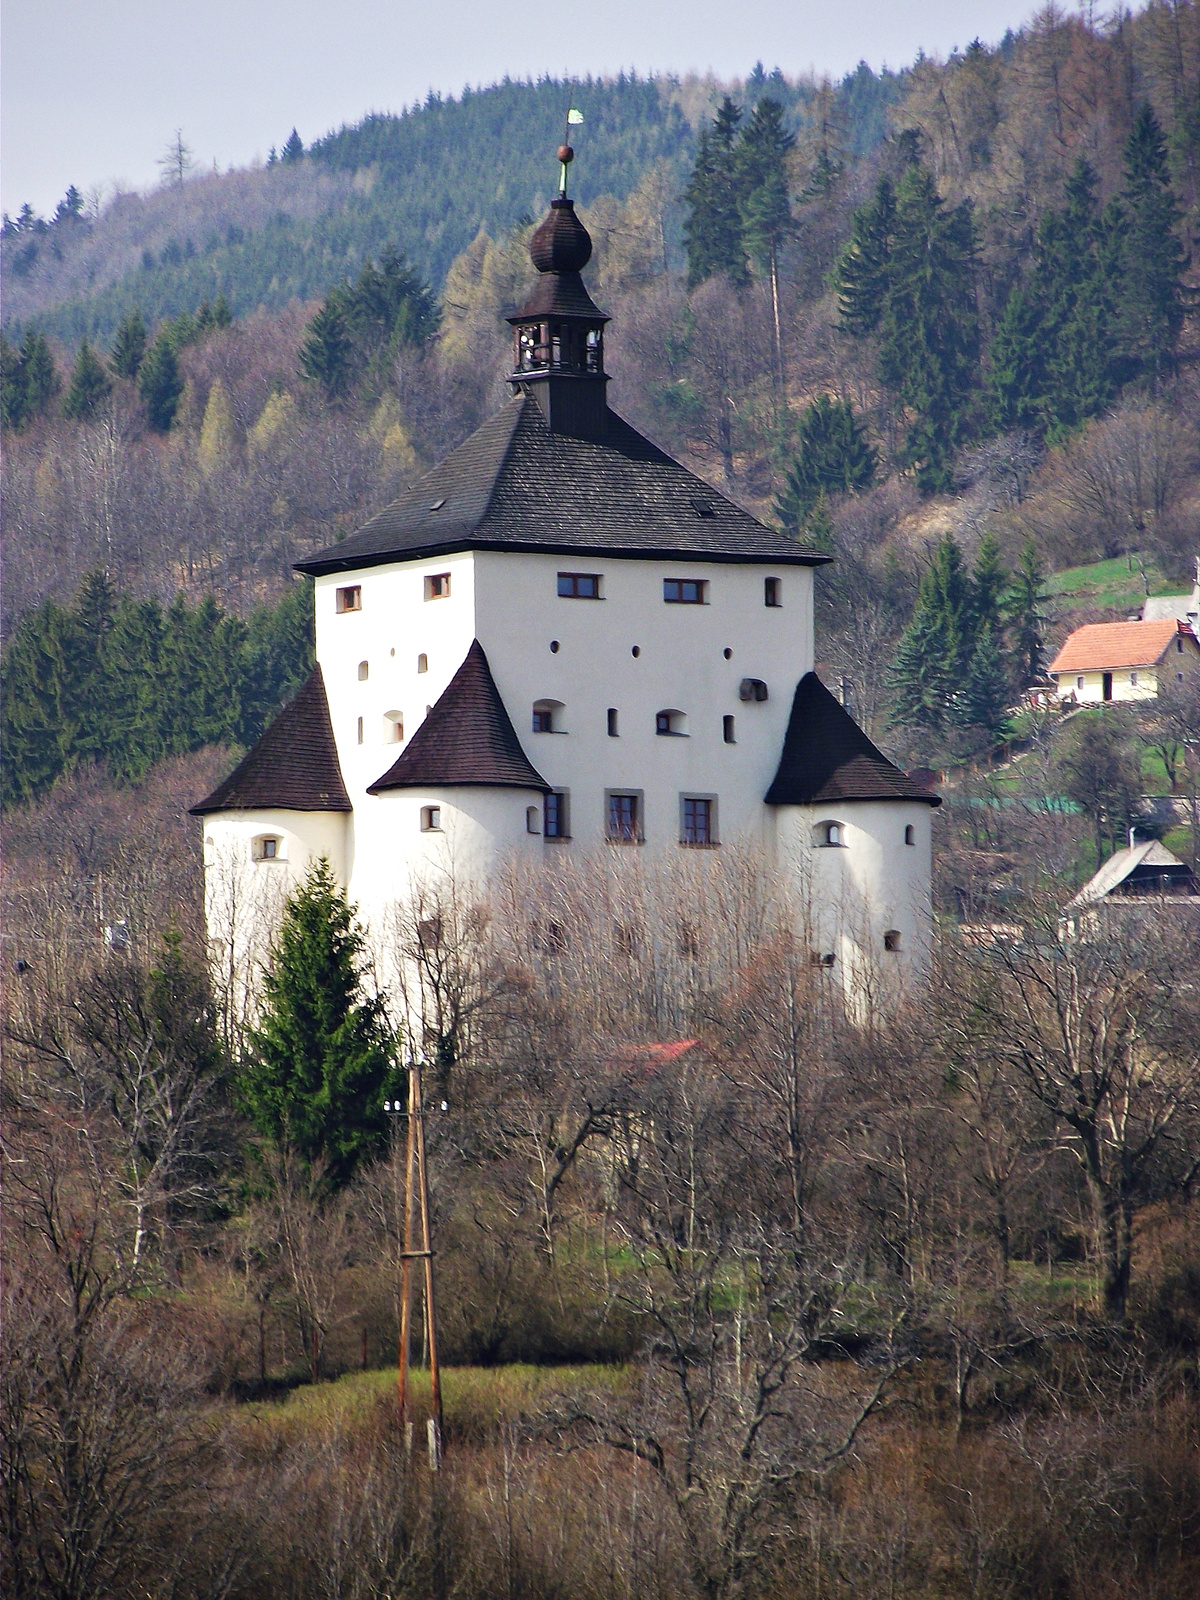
[368,640,549,794]
[190,665,352,816]
[295,395,830,577]
[765,673,941,807]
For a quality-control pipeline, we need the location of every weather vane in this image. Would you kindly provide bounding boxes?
[558,107,584,195]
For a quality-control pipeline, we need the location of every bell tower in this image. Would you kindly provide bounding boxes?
[507,138,610,441]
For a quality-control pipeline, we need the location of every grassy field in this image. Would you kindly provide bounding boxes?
[1044,555,1180,619]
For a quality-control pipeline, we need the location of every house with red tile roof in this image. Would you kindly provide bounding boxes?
[1048,619,1200,704]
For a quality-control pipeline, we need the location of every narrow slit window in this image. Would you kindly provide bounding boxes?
[526,806,541,834]
[356,716,364,745]
[607,708,619,737]
[723,715,736,744]
[764,577,781,607]
[357,660,369,681]
[905,824,915,846]
[417,653,428,674]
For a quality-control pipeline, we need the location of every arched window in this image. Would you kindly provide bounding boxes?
[526,806,541,834]
[905,824,915,846]
[655,708,687,736]
[357,660,369,681]
[813,820,846,848]
[417,653,428,674]
[533,698,565,733]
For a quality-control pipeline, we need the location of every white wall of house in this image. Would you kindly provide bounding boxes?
[1053,666,1161,703]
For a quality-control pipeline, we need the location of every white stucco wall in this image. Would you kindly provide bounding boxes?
[772,798,935,1004]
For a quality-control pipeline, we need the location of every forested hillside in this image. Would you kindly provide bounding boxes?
[2,1,1198,791]
[1,67,904,347]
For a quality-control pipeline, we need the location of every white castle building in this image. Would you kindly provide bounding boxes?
[194,183,939,996]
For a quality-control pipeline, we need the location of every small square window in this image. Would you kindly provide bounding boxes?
[533,708,553,732]
[425,573,451,600]
[663,578,706,604]
[262,838,277,859]
[764,577,781,607]
[421,806,442,832]
[253,835,283,862]
[607,791,641,843]
[336,585,361,613]
[557,572,601,598]
[544,791,569,839]
[884,929,902,952]
[681,796,715,846]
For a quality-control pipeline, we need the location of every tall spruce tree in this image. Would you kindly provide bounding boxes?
[836,159,979,492]
[240,859,397,1191]
[298,299,358,398]
[62,339,112,420]
[774,394,876,532]
[138,333,183,431]
[1,333,27,428]
[683,98,747,287]
[111,310,148,380]
[888,535,973,730]
[1006,538,1048,688]
[10,331,61,423]
[738,98,795,382]
[1116,103,1186,379]
[953,621,1012,738]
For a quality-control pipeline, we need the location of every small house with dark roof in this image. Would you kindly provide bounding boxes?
[195,148,938,998]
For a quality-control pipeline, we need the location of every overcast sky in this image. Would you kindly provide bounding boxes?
[3,0,1039,217]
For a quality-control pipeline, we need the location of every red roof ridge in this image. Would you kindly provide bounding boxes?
[1049,618,1196,674]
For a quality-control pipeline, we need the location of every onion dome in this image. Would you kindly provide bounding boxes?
[529,197,593,274]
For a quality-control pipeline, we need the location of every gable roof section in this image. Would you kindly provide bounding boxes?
[765,672,940,807]
[1049,619,1194,674]
[296,394,830,577]
[190,665,351,816]
[1065,839,1200,909]
[368,640,549,794]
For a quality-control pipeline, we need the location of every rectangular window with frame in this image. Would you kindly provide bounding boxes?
[544,790,570,839]
[424,573,451,600]
[557,572,602,599]
[606,790,641,843]
[663,578,707,604]
[764,577,781,607]
[681,795,716,846]
[336,585,361,613]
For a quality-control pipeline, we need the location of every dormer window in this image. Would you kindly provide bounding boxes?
[336,585,361,613]
[425,573,450,600]
[815,820,846,848]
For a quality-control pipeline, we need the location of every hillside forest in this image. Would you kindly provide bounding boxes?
[4,6,1200,1600]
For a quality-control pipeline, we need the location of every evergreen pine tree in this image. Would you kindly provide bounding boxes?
[16,331,61,418]
[1006,537,1048,688]
[1116,103,1186,378]
[1,333,27,429]
[62,339,112,419]
[238,580,315,745]
[774,394,876,531]
[138,333,183,430]
[240,858,397,1190]
[834,175,896,337]
[969,531,1008,636]
[888,535,973,730]
[682,98,747,287]
[0,600,70,803]
[739,99,795,380]
[111,310,148,379]
[299,298,358,399]
[281,129,305,163]
[953,621,1012,738]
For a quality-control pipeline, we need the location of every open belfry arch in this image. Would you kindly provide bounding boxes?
[193,138,939,1010]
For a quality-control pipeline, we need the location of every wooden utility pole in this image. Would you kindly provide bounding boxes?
[391,1056,444,1468]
